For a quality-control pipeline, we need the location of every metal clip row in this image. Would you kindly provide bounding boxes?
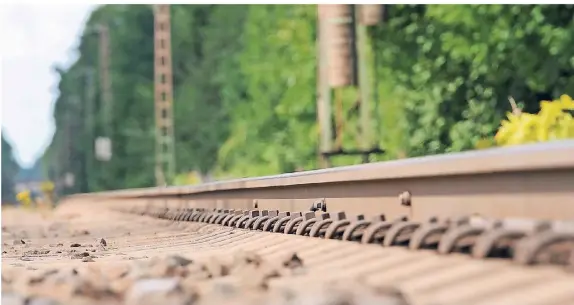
[123,205,574,269]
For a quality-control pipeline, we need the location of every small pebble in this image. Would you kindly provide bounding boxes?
[283,253,304,269]
[124,277,195,305]
[1,293,26,305]
[27,298,60,305]
[71,252,90,259]
[166,254,193,267]
[81,257,94,263]
[70,243,81,248]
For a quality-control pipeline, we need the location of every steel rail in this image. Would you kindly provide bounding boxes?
[49,141,574,305]
[74,140,574,222]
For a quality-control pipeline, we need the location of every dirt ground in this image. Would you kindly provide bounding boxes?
[1,201,408,305]
[2,200,574,305]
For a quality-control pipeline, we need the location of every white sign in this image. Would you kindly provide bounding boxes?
[95,137,112,161]
[64,173,75,187]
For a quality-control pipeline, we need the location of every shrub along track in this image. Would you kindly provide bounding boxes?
[3,141,574,305]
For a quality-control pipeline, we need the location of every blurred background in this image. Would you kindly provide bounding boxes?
[2,4,574,207]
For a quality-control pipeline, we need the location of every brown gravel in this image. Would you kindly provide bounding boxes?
[4,199,574,305]
[1,202,407,305]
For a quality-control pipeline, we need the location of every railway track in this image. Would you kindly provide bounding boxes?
[2,141,574,305]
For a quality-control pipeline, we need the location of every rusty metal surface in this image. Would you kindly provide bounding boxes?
[84,140,574,197]
[359,4,385,26]
[319,4,356,88]
[75,141,574,222]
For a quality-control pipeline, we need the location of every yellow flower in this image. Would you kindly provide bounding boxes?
[559,94,574,109]
[16,190,31,202]
[16,190,33,208]
[493,94,574,147]
[40,181,55,193]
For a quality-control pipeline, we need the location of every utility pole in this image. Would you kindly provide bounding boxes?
[153,5,176,186]
[317,5,332,168]
[358,5,385,155]
[63,96,79,194]
[83,68,96,191]
[99,24,112,137]
[95,23,113,167]
[356,6,374,162]
[316,4,385,166]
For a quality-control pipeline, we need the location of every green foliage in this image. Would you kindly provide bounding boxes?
[2,134,21,203]
[42,4,251,192]
[40,4,574,194]
[172,5,249,175]
[216,5,319,176]
[374,4,574,156]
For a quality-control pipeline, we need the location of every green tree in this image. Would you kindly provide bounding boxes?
[40,4,574,194]
[2,133,21,204]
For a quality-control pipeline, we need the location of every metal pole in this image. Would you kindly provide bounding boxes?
[355,5,373,160]
[84,69,96,191]
[317,5,333,168]
[99,24,113,138]
[66,96,79,194]
[154,5,176,186]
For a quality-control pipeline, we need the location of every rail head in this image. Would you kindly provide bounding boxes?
[71,140,574,199]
